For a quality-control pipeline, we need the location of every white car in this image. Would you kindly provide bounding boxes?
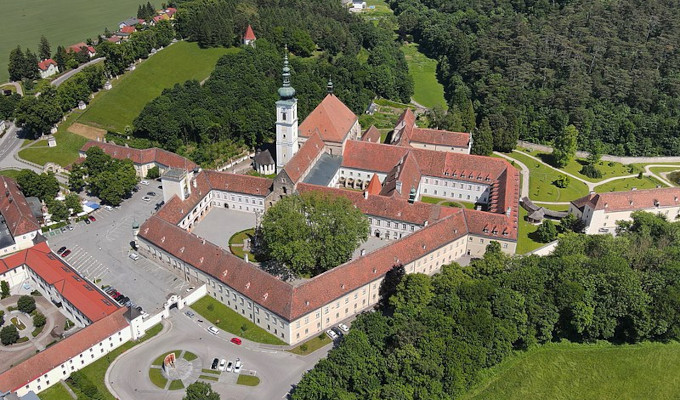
[104,205,113,210]
[226,360,233,373]
[142,196,151,202]
[326,329,338,340]
[129,253,140,261]
[234,358,242,374]
[218,359,227,371]
[208,326,219,335]
[140,180,150,185]
[338,323,349,333]
[186,287,195,292]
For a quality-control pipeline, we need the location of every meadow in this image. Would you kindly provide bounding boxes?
[463,341,680,400]
[401,43,447,109]
[0,0,142,83]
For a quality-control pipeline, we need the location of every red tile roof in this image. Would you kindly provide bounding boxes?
[299,94,357,143]
[392,108,416,145]
[361,125,381,143]
[0,242,120,322]
[365,174,381,195]
[409,128,470,148]
[379,152,421,199]
[37,59,57,71]
[342,140,410,172]
[0,308,128,393]
[283,132,325,183]
[80,141,197,171]
[107,35,122,43]
[572,187,680,213]
[67,43,94,54]
[244,25,256,40]
[120,25,135,34]
[0,176,40,237]
[165,7,177,17]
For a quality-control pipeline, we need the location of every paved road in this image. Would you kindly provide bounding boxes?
[51,57,105,87]
[47,184,185,314]
[1,82,23,96]
[107,310,332,400]
[0,122,23,164]
[517,140,680,165]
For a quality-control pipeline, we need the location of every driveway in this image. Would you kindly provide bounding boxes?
[107,310,331,400]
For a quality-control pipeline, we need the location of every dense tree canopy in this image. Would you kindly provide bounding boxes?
[390,0,680,156]
[183,382,220,400]
[257,192,369,277]
[16,170,59,202]
[293,212,680,399]
[72,147,139,206]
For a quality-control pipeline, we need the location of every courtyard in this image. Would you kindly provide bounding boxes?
[191,207,256,250]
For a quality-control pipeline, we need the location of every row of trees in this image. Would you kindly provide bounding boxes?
[390,0,680,156]
[69,147,138,206]
[292,212,680,399]
[8,36,93,83]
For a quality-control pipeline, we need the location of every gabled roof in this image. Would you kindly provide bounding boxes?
[571,187,680,213]
[0,308,128,393]
[120,25,135,34]
[253,149,274,166]
[379,152,421,199]
[244,24,256,40]
[0,176,41,237]
[67,43,95,54]
[365,174,382,195]
[79,141,197,171]
[37,59,57,71]
[107,35,122,43]
[361,125,381,143]
[283,132,325,183]
[409,128,470,148]
[298,94,357,143]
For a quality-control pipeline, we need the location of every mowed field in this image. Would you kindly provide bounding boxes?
[463,341,680,400]
[0,0,142,83]
[75,41,235,134]
[401,42,447,110]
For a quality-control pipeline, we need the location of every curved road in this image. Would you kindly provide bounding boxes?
[1,82,23,96]
[51,57,105,87]
[107,310,331,400]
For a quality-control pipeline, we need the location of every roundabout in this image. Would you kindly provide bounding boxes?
[148,350,201,391]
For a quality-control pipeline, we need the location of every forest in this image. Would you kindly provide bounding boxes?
[291,212,680,399]
[390,0,680,156]
[133,0,412,163]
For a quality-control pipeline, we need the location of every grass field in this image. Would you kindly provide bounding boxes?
[237,374,261,386]
[75,42,235,134]
[18,127,88,167]
[595,176,664,193]
[191,296,286,345]
[38,382,72,400]
[0,169,23,179]
[517,208,545,254]
[0,0,144,83]
[504,151,590,202]
[401,43,447,110]
[420,196,476,209]
[288,333,332,355]
[148,368,167,388]
[463,341,680,400]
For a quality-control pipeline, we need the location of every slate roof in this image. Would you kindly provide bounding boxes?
[253,149,274,166]
[298,94,357,143]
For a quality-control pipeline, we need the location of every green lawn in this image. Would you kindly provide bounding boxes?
[516,207,544,255]
[288,334,332,355]
[148,368,167,389]
[0,0,144,83]
[0,169,23,179]
[556,156,635,182]
[190,296,286,345]
[39,382,72,400]
[76,42,235,134]
[420,196,476,209]
[201,368,221,375]
[18,112,88,166]
[504,151,590,202]
[401,43,447,109]
[199,374,220,381]
[183,350,198,361]
[462,341,680,400]
[594,176,664,193]
[237,374,261,386]
[75,323,163,400]
[168,379,184,390]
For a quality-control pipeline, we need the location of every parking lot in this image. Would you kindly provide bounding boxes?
[47,184,188,313]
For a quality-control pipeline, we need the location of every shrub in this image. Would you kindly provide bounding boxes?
[0,280,9,299]
[535,220,558,243]
[17,295,36,314]
[207,304,214,311]
[33,312,46,328]
[580,163,602,179]
[554,175,570,188]
[300,344,309,352]
[1,325,19,345]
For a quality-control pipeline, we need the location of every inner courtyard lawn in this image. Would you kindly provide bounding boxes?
[462,341,680,400]
[504,151,589,202]
[190,296,286,345]
[75,42,235,134]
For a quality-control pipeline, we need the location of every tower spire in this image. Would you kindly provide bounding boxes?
[326,76,333,94]
[278,45,296,100]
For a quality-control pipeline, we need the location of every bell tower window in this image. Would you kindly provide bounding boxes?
[282,112,287,121]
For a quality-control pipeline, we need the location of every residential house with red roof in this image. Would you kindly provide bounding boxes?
[37,59,58,79]
[67,42,96,58]
[0,177,41,256]
[570,187,680,234]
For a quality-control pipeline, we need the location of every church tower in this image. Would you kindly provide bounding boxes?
[275,46,298,172]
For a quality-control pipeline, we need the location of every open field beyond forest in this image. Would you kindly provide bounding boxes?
[401,42,447,110]
[0,0,143,83]
[463,341,680,400]
[75,41,234,134]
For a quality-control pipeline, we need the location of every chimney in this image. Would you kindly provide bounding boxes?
[506,207,512,216]
[360,249,366,256]
[408,188,416,204]
[396,181,402,194]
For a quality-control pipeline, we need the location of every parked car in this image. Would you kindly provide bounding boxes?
[208,326,219,335]
[234,358,242,374]
[140,180,149,185]
[147,192,156,197]
[84,218,90,225]
[57,246,67,254]
[67,225,74,231]
[104,205,113,210]
[60,227,66,232]
[332,327,344,337]
[89,215,96,222]
[186,287,195,292]
[61,250,72,257]
[211,358,219,370]
[230,337,242,345]
[338,323,350,333]
[218,359,227,371]
[326,329,338,340]
[185,310,195,318]
[129,253,140,261]
[142,196,151,202]
[226,361,233,373]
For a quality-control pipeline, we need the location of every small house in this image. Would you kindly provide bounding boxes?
[38,59,59,79]
[253,149,275,175]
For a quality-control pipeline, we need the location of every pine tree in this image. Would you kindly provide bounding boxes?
[8,46,25,81]
[146,2,155,19]
[472,117,493,156]
[137,5,144,19]
[54,46,67,71]
[460,98,476,132]
[24,49,39,80]
[39,35,51,60]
